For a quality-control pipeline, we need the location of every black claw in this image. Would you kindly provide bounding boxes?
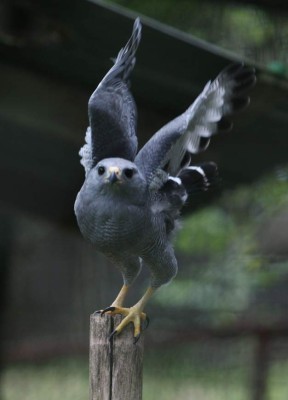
[133,333,141,345]
[143,315,150,331]
[101,306,116,316]
[109,330,118,342]
[142,315,150,332]
[93,310,102,316]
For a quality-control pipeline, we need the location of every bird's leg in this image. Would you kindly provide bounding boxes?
[108,287,155,343]
[111,284,130,307]
[95,284,130,315]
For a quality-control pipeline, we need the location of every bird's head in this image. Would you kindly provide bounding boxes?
[88,158,147,201]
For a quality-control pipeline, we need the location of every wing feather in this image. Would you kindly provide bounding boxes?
[135,63,256,184]
[79,18,142,173]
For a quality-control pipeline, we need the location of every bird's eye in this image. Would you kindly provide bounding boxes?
[124,168,134,179]
[98,166,105,176]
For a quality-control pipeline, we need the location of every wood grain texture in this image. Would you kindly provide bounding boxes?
[89,314,111,400]
[89,314,144,400]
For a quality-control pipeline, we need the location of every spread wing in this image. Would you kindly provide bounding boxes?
[80,18,141,176]
[135,63,256,186]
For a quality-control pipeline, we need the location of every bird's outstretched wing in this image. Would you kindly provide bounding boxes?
[135,63,256,186]
[80,18,142,175]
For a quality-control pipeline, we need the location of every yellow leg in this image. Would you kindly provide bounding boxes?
[95,284,130,315]
[111,284,129,307]
[109,287,155,343]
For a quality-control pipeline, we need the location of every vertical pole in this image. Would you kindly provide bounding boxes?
[89,314,144,400]
[252,334,270,400]
[0,215,12,376]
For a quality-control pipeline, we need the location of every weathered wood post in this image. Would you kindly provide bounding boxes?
[89,313,144,400]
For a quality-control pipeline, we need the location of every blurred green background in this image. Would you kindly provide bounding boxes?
[110,0,288,76]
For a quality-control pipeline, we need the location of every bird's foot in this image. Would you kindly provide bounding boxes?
[95,305,149,343]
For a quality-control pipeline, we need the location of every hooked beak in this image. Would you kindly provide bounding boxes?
[108,166,121,184]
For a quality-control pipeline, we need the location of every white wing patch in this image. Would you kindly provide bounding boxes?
[185,79,227,146]
[186,166,209,187]
[162,78,229,175]
[79,127,93,177]
[168,176,182,185]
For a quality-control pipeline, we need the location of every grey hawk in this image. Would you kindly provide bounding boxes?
[74,18,256,342]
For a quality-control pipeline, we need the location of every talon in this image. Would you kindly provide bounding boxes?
[94,289,154,340]
[109,329,118,342]
[133,333,141,344]
[93,310,102,315]
[142,315,150,331]
[101,306,116,316]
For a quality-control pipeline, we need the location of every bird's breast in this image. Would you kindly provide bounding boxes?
[75,193,151,252]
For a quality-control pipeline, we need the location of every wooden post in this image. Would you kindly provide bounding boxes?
[89,313,144,400]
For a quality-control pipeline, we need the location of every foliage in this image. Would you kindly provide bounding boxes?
[153,166,288,323]
[176,207,235,256]
[2,352,288,400]
[1,357,89,400]
[105,0,288,74]
[221,166,288,222]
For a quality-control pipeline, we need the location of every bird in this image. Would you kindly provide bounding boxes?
[74,18,256,343]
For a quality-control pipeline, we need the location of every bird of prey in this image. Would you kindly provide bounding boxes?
[74,18,256,343]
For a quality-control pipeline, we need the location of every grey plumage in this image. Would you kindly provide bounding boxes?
[83,19,141,173]
[74,18,256,338]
